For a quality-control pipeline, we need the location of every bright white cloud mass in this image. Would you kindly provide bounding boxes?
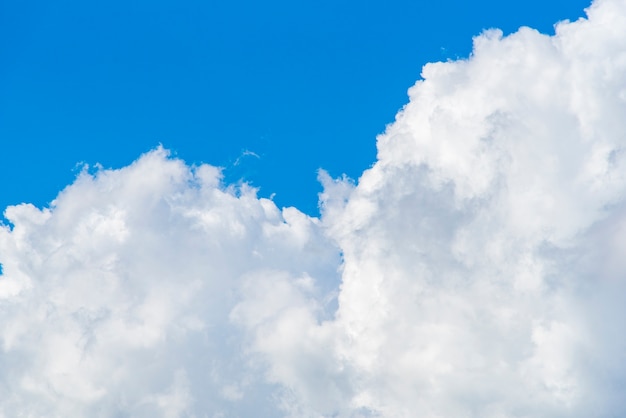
[3,0,626,416]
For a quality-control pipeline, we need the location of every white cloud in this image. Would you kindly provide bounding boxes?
[0,147,340,416]
[242,0,626,416]
[3,0,626,416]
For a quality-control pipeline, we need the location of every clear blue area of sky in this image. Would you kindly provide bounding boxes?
[1,0,590,217]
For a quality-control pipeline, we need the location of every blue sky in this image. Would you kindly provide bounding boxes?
[1,0,589,216]
[5,1,626,416]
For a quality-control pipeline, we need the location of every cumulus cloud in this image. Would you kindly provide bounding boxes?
[0,148,341,416]
[3,0,626,416]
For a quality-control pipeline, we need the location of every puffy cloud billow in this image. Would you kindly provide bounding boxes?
[3,0,626,416]
[0,149,341,417]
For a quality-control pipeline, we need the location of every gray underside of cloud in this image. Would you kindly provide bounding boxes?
[2,0,626,416]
